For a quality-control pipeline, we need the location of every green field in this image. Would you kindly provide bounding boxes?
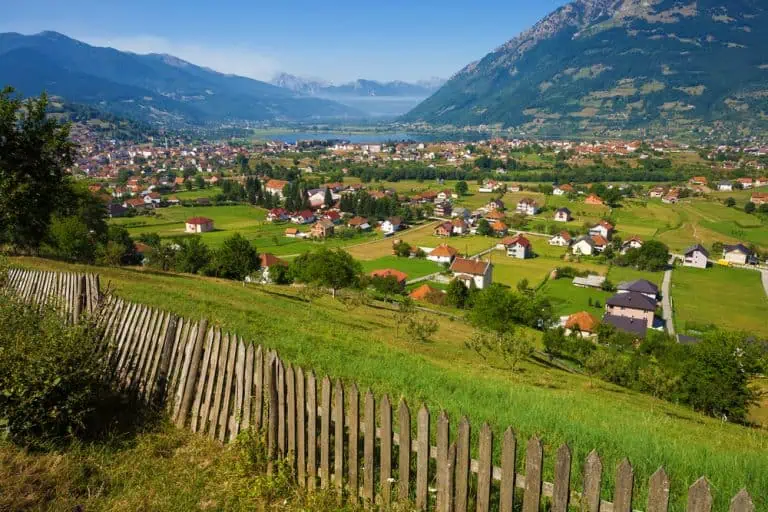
[672,265,768,337]
[164,185,223,200]
[360,256,442,279]
[11,256,768,511]
[540,277,612,316]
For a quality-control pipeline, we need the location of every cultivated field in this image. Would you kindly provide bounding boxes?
[12,256,768,511]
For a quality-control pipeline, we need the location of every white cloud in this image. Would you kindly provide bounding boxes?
[79,34,280,81]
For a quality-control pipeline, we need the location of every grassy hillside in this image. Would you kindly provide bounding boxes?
[10,257,768,511]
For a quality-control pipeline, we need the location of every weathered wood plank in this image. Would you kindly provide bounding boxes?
[552,444,571,512]
[416,404,430,511]
[380,394,392,508]
[241,343,254,433]
[500,427,517,512]
[455,416,470,512]
[150,314,178,408]
[476,423,492,512]
[296,366,306,488]
[193,328,218,434]
[523,436,543,512]
[436,410,449,512]
[217,333,237,443]
[398,399,411,504]
[321,376,331,489]
[144,311,170,398]
[277,358,286,455]
[647,467,670,512]
[307,371,318,491]
[210,331,231,440]
[364,390,375,505]
[729,489,755,512]
[333,380,344,502]
[254,345,264,430]
[687,478,713,512]
[347,383,359,505]
[582,450,603,512]
[172,321,199,424]
[287,365,297,464]
[229,337,247,443]
[267,357,278,476]
[167,317,188,401]
[175,319,208,428]
[613,459,634,512]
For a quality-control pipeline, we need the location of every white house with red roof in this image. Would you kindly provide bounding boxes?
[185,217,214,233]
[501,235,532,259]
[450,258,493,289]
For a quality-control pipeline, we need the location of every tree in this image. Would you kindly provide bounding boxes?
[405,314,439,344]
[476,219,492,236]
[446,279,470,309]
[394,297,416,339]
[324,187,333,208]
[725,197,736,207]
[46,216,94,263]
[455,180,469,196]
[195,175,206,189]
[394,241,412,258]
[291,248,361,297]
[175,236,211,274]
[147,242,178,271]
[744,201,756,214]
[0,88,77,251]
[96,225,137,266]
[465,328,534,371]
[208,233,259,280]
[371,275,404,297]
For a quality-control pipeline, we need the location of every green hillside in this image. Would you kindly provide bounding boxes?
[403,0,768,139]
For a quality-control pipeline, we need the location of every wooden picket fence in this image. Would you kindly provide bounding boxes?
[1,268,759,512]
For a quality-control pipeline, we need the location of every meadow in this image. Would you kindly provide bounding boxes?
[672,265,768,337]
[11,256,768,511]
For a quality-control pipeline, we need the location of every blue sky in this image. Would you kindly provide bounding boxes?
[2,0,568,83]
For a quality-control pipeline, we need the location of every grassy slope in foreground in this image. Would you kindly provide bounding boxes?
[11,257,768,511]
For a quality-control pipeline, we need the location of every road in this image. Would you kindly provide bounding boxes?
[762,269,768,300]
[661,264,675,337]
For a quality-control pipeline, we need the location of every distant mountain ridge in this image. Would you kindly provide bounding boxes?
[0,31,364,126]
[403,0,768,139]
[271,73,445,117]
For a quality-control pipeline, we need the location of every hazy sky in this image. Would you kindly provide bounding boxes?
[2,0,568,83]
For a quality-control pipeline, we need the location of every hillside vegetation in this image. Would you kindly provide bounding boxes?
[11,256,768,511]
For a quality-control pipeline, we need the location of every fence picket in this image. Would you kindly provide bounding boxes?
[195,328,218,434]
[296,366,306,488]
[241,343,254,433]
[729,489,755,512]
[348,383,359,505]
[229,338,247,442]
[500,427,517,512]
[176,319,208,428]
[217,334,238,443]
[364,390,376,505]
[436,410,450,512]
[287,365,297,465]
[614,459,634,512]
[321,376,331,489]
[254,345,264,430]
[582,450,603,512]
[687,478,713,512]
[523,436,543,512]
[380,394,393,508]
[552,444,571,512]
[334,380,344,502]
[455,417,470,512]
[647,468,670,512]
[398,399,411,504]
[476,423,492,512]
[277,358,286,455]
[307,371,318,491]
[267,357,278,476]
[416,404,430,511]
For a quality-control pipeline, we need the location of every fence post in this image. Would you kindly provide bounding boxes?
[416,404,430,511]
[267,356,278,476]
[175,319,208,429]
[687,477,713,512]
[364,390,376,505]
[582,450,603,512]
[455,416,470,512]
[476,423,493,512]
[380,394,393,508]
[348,383,360,505]
[398,399,411,504]
[436,411,450,512]
[614,459,634,512]
[500,427,517,512]
[334,380,345,503]
[552,444,571,512]
[152,315,179,410]
[647,467,670,512]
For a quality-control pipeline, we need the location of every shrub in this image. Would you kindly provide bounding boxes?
[0,294,115,447]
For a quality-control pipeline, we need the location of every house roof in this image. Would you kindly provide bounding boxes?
[565,311,599,333]
[260,253,287,268]
[429,244,458,258]
[606,292,657,312]
[602,314,647,338]
[265,179,289,190]
[502,235,531,248]
[387,216,403,225]
[518,197,537,205]
[435,222,453,233]
[590,234,608,247]
[450,258,490,276]
[409,284,441,301]
[684,244,709,257]
[556,207,572,215]
[491,221,508,232]
[724,243,751,255]
[617,279,659,295]
[348,216,369,226]
[284,228,299,234]
[574,236,596,248]
[370,268,408,283]
[554,231,572,241]
[186,217,213,225]
[485,210,505,220]
[314,219,334,229]
[595,220,614,230]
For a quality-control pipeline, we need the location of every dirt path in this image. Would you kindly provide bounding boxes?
[662,260,676,337]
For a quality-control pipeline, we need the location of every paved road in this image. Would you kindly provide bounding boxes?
[661,265,675,337]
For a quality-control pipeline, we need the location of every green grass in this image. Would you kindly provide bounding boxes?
[541,278,612,317]
[607,266,665,288]
[672,265,768,337]
[165,186,223,200]
[360,256,443,279]
[11,257,768,511]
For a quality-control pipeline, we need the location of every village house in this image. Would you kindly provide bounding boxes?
[434,202,452,218]
[620,236,643,254]
[451,207,470,220]
[602,314,647,339]
[123,198,146,210]
[107,203,127,218]
[683,244,709,269]
[451,217,468,235]
[409,284,444,303]
[291,210,316,225]
[310,219,335,238]
[589,220,614,240]
[571,236,596,256]
[284,227,299,238]
[370,269,408,290]
[662,189,680,204]
[486,199,505,212]
[265,179,289,199]
[347,216,371,231]
[553,184,575,196]
[756,177,768,188]
[491,221,509,236]
[185,217,214,234]
[484,210,505,222]
[434,221,454,238]
[751,192,768,205]
[381,216,403,235]
[322,211,341,224]
[563,311,599,338]
[267,208,289,222]
[585,194,604,206]
[478,180,504,193]
[450,258,493,289]
[516,198,539,215]
[722,244,752,265]
[427,244,458,265]
[718,181,734,192]
[689,176,708,186]
[143,192,162,207]
[554,207,572,222]
[501,235,532,259]
[549,231,572,247]
[648,186,666,199]
[508,183,522,193]
[737,177,753,189]
[258,253,288,284]
[605,292,657,328]
[617,279,659,302]
[166,196,181,206]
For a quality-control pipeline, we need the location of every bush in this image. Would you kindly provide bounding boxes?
[0,294,115,447]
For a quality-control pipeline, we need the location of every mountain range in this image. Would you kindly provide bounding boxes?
[0,31,364,125]
[403,0,768,139]
[271,73,445,117]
